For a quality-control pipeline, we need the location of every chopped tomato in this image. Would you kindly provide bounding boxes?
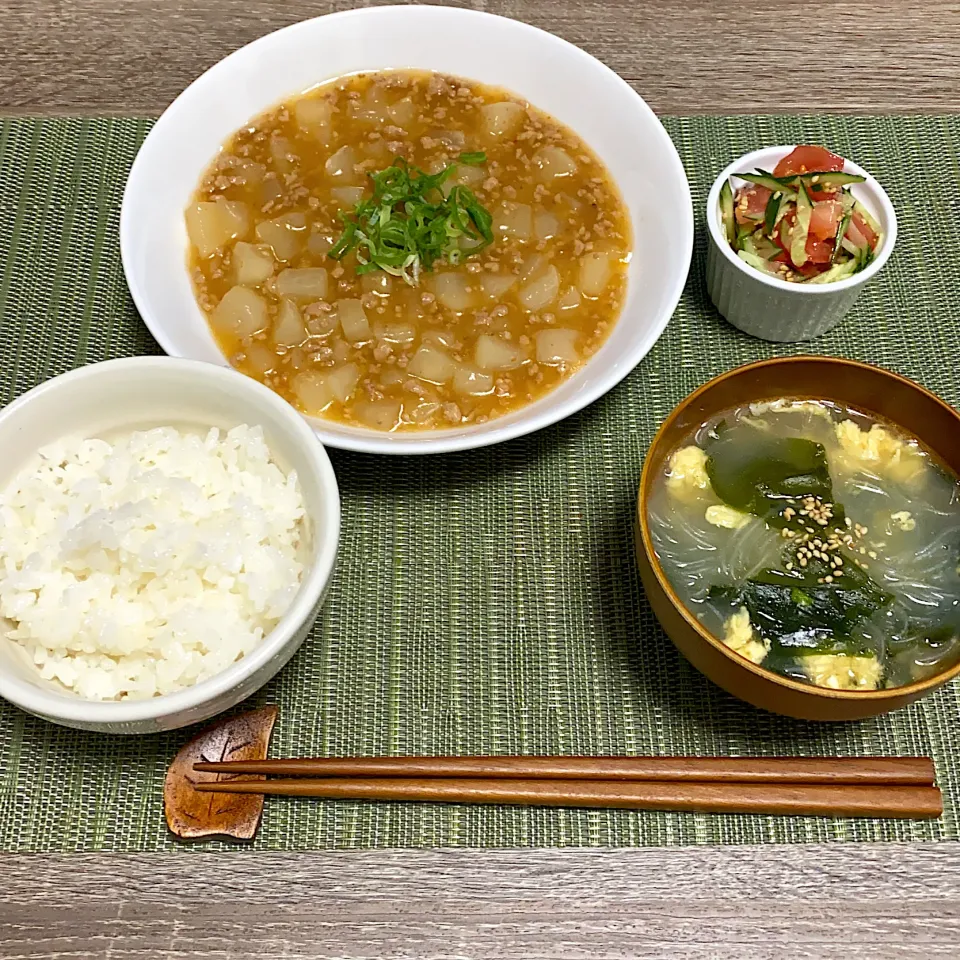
[795,261,827,279]
[734,184,771,225]
[773,145,845,177]
[807,183,840,202]
[845,217,870,251]
[772,212,793,252]
[850,211,879,250]
[808,200,843,241]
[772,210,832,266]
[805,235,834,264]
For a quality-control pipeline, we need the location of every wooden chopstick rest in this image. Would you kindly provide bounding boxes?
[166,706,279,841]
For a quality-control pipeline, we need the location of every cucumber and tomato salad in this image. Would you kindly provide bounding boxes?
[719,146,883,284]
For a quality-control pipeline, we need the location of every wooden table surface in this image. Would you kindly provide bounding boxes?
[2,1,960,958]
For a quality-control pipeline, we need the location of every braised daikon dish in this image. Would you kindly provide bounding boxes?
[185,70,631,432]
[648,400,960,691]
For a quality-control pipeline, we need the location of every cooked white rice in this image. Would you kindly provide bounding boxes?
[0,424,306,701]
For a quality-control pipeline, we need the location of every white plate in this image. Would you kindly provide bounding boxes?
[121,5,692,454]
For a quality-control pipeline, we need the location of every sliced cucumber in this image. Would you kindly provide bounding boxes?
[739,171,796,194]
[852,199,883,238]
[790,181,813,267]
[854,243,876,273]
[831,213,851,264]
[805,259,858,285]
[763,190,791,235]
[735,224,752,251]
[720,179,736,245]
[798,171,866,187]
[738,249,777,274]
[775,171,865,189]
[754,235,781,261]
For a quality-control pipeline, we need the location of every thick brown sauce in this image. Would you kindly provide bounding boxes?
[187,70,631,432]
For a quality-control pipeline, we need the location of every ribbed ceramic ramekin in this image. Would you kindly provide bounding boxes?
[705,146,897,343]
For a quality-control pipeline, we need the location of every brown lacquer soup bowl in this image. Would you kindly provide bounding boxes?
[635,356,960,721]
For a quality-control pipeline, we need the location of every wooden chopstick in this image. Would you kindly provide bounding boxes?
[192,776,943,819]
[192,755,935,786]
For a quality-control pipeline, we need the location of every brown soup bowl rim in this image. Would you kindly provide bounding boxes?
[636,354,960,704]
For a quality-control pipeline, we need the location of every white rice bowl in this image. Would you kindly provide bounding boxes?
[0,423,306,701]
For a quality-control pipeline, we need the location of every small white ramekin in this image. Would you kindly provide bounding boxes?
[705,146,897,342]
[0,357,340,734]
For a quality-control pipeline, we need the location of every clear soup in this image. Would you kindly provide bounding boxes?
[648,399,960,692]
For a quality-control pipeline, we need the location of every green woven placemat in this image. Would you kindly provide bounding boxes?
[0,115,957,852]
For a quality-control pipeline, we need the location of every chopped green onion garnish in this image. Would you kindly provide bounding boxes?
[328,156,494,285]
[458,151,487,165]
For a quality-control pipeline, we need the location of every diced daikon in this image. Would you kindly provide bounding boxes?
[480,102,525,139]
[210,286,267,337]
[434,273,476,312]
[332,185,366,207]
[535,328,580,365]
[453,366,494,396]
[337,299,371,342]
[407,345,457,384]
[518,265,560,311]
[493,202,532,241]
[361,273,393,296]
[276,267,328,301]
[270,136,295,173]
[534,146,577,180]
[292,371,333,413]
[233,242,275,286]
[308,232,334,258]
[580,252,614,297]
[534,210,560,240]
[355,399,401,431]
[475,334,525,371]
[480,272,517,300]
[294,98,333,144]
[243,342,278,376]
[273,299,307,347]
[185,198,249,258]
[326,362,360,403]
[558,286,582,311]
[325,145,358,181]
[386,97,416,126]
[256,214,306,261]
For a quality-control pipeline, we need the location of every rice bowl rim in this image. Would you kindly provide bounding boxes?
[0,356,341,727]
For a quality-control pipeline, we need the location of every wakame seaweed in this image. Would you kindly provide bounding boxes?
[704,433,843,526]
[709,559,892,655]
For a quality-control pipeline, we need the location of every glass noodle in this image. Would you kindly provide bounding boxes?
[648,399,960,691]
